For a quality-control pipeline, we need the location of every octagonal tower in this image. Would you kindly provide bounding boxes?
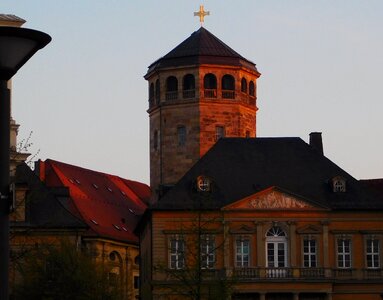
[145,27,261,198]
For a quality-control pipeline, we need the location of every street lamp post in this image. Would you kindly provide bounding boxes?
[0,26,51,299]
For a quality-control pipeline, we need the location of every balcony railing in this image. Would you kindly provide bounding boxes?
[222,90,235,99]
[183,89,195,99]
[231,267,383,281]
[204,89,217,98]
[166,91,178,101]
[364,268,383,279]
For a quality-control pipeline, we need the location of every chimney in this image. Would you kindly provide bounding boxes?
[34,159,45,182]
[309,132,323,155]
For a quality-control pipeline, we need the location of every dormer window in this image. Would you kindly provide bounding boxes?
[332,176,346,193]
[197,176,211,192]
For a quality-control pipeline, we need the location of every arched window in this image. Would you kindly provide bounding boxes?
[166,76,178,100]
[183,74,195,98]
[266,226,288,277]
[108,251,122,288]
[222,74,235,99]
[155,79,160,104]
[241,77,247,93]
[203,73,217,98]
[249,81,255,97]
[149,83,154,106]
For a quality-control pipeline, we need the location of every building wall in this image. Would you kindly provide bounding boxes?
[144,209,383,299]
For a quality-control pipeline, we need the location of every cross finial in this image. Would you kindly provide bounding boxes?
[194,5,210,27]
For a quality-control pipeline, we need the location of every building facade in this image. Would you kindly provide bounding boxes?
[138,27,383,300]
[11,160,150,299]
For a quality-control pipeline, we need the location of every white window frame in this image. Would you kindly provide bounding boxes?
[235,238,250,268]
[366,238,380,269]
[169,237,185,269]
[201,235,215,269]
[303,238,317,268]
[337,238,352,268]
[266,226,288,268]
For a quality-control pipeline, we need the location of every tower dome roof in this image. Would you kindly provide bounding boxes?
[146,27,259,77]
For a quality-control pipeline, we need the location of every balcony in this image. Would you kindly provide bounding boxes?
[183,89,195,99]
[364,268,383,279]
[222,90,235,99]
[204,89,217,98]
[232,267,382,281]
[166,91,178,101]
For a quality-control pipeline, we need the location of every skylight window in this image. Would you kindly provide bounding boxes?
[113,224,121,230]
[91,219,99,225]
[92,183,99,189]
[128,208,136,215]
[122,227,128,232]
[69,179,75,184]
[107,187,113,193]
[121,190,126,196]
[75,179,81,184]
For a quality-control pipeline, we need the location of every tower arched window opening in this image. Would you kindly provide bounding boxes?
[166,76,178,101]
[149,83,154,107]
[155,79,160,104]
[241,77,247,93]
[183,74,195,99]
[222,74,235,99]
[203,73,217,98]
[249,80,255,97]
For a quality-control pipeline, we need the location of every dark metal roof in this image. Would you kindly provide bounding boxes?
[154,138,383,211]
[146,27,259,76]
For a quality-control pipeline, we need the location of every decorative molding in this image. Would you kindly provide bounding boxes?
[296,224,322,234]
[249,191,313,209]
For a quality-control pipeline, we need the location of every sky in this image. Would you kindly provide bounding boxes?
[1,1,382,184]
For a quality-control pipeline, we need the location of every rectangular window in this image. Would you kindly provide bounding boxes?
[133,276,140,289]
[215,126,225,141]
[201,235,215,269]
[177,126,186,146]
[337,239,351,268]
[303,239,317,267]
[169,238,185,269]
[236,239,250,268]
[366,239,380,268]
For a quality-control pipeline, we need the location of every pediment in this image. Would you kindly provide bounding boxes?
[296,224,323,234]
[223,187,323,210]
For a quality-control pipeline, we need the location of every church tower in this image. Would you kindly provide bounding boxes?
[145,27,260,197]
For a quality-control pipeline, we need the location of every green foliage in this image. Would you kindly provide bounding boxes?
[12,239,121,300]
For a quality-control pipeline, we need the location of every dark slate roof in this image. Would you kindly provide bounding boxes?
[13,163,87,229]
[154,138,383,211]
[146,27,259,76]
[36,159,149,243]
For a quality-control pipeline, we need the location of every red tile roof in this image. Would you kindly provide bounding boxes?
[38,159,149,244]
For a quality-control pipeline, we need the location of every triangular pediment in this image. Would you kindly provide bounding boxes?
[223,187,324,210]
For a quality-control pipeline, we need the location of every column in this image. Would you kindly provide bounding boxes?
[321,220,330,277]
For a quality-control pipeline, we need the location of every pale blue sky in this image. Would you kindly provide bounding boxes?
[1,1,382,183]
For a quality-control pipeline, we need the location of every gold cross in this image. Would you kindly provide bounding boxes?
[194,5,210,26]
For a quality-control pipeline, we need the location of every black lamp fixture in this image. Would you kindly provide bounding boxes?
[0,26,51,299]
